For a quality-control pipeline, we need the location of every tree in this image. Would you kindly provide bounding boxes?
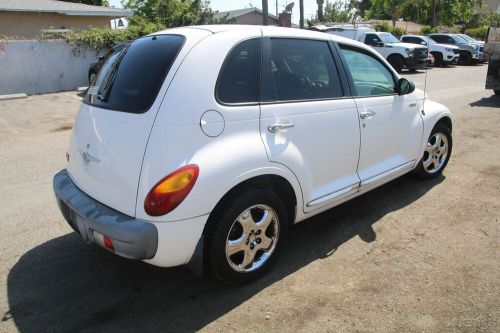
[323,0,358,23]
[354,0,372,18]
[60,0,109,6]
[383,0,407,26]
[122,0,215,27]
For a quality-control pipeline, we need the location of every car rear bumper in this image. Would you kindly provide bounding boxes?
[53,169,158,260]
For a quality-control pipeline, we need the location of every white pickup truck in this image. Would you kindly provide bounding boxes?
[401,35,459,66]
[313,25,428,72]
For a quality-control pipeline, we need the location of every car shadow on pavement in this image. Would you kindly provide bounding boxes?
[470,95,500,107]
[6,174,444,333]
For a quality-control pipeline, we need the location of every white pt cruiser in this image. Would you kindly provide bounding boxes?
[54,25,452,284]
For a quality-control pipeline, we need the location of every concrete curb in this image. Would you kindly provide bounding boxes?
[0,93,28,101]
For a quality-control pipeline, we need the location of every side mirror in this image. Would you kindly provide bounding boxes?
[421,41,427,46]
[374,41,384,47]
[98,55,105,62]
[397,78,415,95]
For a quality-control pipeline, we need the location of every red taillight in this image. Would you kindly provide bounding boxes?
[144,165,199,216]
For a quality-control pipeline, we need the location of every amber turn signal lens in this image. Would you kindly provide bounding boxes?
[144,165,199,216]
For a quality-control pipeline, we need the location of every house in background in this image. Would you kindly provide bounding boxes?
[0,0,131,39]
[213,7,279,26]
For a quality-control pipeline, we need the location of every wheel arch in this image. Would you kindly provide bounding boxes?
[436,115,452,132]
[387,53,405,71]
[202,173,300,238]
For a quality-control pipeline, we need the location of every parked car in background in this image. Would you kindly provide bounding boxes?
[428,33,482,65]
[401,35,459,66]
[88,42,128,84]
[54,25,453,284]
[457,33,487,62]
[314,24,428,72]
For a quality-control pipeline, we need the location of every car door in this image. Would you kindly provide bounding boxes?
[338,44,423,190]
[259,36,361,212]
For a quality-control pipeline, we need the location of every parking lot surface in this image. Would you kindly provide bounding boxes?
[0,64,499,332]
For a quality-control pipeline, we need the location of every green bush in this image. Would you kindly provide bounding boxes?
[373,22,406,37]
[420,25,439,35]
[38,20,165,51]
[391,27,405,37]
[464,26,489,40]
[374,21,391,32]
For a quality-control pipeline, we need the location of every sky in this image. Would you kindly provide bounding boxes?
[108,0,319,24]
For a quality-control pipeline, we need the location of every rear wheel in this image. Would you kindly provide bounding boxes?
[205,189,288,284]
[415,124,452,179]
[388,55,404,72]
[88,72,97,85]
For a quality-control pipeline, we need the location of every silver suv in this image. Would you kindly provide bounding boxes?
[428,33,483,65]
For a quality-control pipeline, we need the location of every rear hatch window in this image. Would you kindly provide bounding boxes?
[84,35,185,114]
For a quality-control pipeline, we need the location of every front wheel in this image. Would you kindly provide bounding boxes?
[459,52,472,66]
[414,124,452,179]
[494,90,500,95]
[388,55,404,73]
[205,189,288,284]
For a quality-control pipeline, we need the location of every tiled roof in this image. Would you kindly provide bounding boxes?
[0,0,132,17]
[214,7,278,21]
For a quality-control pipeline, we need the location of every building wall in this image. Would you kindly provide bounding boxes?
[0,40,100,95]
[0,12,111,38]
[235,12,279,25]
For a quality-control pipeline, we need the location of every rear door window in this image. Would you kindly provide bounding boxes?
[216,38,262,104]
[261,38,343,102]
[85,35,185,114]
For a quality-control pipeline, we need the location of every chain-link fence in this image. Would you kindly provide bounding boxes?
[0,39,98,95]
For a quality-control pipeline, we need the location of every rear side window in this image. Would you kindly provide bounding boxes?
[85,35,185,113]
[216,38,262,104]
[403,36,422,45]
[262,38,343,102]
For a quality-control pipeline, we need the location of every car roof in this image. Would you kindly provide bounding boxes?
[152,24,373,52]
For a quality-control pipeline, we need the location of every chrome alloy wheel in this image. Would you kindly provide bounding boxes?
[423,132,449,174]
[225,204,279,273]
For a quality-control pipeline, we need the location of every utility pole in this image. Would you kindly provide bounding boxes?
[299,0,304,29]
[317,0,324,22]
[431,0,437,27]
[262,0,269,25]
[276,0,278,18]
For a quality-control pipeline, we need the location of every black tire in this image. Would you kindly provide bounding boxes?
[204,188,289,284]
[388,55,404,72]
[459,52,472,66]
[494,90,500,95]
[414,124,452,179]
[432,52,443,67]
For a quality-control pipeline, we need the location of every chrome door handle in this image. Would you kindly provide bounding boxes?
[268,122,295,133]
[360,110,376,119]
